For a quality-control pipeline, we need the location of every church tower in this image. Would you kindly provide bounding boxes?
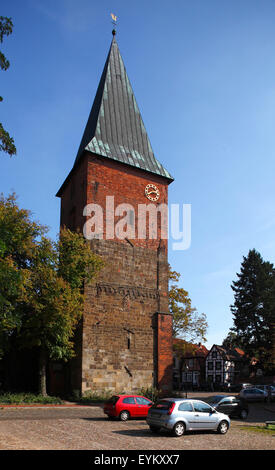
[56,32,174,396]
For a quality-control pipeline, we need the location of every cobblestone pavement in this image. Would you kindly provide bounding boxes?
[0,394,274,450]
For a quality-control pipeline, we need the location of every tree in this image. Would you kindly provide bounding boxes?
[0,194,103,395]
[230,249,275,367]
[169,267,208,343]
[24,230,103,395]
[0,16,16,156]
[0,256,25,357]
[222,331,244,350]
[0,193,46,357]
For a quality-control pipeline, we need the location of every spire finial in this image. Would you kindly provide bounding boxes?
[111,13,117,36]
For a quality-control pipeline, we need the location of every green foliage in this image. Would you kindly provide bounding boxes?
[0,193,103,394]
[78,390,113,403]
[0,193,46,264]
[169,266,208,342]
[173,340,197,358]
[222,331,244,350]
[230,249,275,366]
[138,386,161,402]
[0,123,16,156]
[0,16,16,156]
[0,392,63,404]
[0,257,23,355]
[0,193,46,357]
[58,228,103,289]
[240,425,275,435]
[18,230,103,361]
[0,17,13,48]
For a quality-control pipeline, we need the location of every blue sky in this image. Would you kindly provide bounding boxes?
[1,0,275,349]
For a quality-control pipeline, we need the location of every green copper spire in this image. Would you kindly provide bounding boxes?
[74,36,173,182]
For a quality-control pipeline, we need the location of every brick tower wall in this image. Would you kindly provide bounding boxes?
[156,313,173,392]
[58,151,173,395]
[78,238,171,394]
[60,152,169,252]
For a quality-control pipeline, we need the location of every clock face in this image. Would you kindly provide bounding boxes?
[145,183,160,202]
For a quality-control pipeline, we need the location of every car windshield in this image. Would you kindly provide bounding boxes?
[151,400,174,410]
[208,396,223,405]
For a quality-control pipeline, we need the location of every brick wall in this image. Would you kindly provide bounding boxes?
[75,238,171,394]
[60,152,169,252]
[156,313,173,392]
[58,152,173,395]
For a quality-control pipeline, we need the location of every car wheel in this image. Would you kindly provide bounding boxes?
[217,420,229,434]
[240,409,248,420]
[119,410,130,421]
[172,422,185,437]
[149,425,160,433]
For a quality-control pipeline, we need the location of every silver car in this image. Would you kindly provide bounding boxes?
[239,387,268,402]
[146,398,230,437]
[254,385,275,400]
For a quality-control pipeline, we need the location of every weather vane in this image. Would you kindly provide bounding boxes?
[111,13,118,35]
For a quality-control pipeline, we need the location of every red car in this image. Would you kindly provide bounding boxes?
[103,394,153,421]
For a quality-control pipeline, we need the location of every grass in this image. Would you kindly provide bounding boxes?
[0,392,63,405]
[240,424,275,435]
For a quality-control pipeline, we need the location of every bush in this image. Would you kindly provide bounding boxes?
[0,393,63,404]
[138,386,160,402]
[76,390,113,403]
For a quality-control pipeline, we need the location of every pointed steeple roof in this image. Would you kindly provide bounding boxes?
[74,35,173,182]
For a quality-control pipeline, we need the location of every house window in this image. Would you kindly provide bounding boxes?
[216,361,221,370]
[193,372,199,384]
[212,351,217,359]
[208,362,213,370]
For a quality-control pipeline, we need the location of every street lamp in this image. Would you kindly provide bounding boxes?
[183,364,189,399]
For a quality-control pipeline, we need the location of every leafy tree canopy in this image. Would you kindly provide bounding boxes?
[230,248,275,367]
[0,16,16,156]
[0,193,46,356]
[0,194,103,394]
[169,266,208,345]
